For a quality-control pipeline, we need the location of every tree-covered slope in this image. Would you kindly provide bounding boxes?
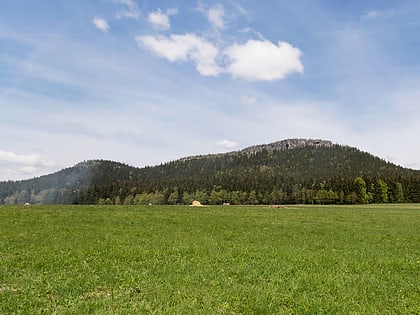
[0,160,138,204]
[1,139,419,205]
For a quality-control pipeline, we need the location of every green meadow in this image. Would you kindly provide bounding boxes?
[1,204,419,314]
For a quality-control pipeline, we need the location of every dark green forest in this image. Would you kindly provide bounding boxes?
[1,141,419,205]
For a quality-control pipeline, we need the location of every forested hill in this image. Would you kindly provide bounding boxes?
[1,139,419,205]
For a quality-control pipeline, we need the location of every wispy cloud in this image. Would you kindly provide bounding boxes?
[207,4,225,29]
[362,10,380,20]
[232,2,250,19]
[92,17,110,33]
[241,95,257,105]
[115,0,140,19]
[197,3,225,29]
[239,28,264,40]
[361,9,398,22]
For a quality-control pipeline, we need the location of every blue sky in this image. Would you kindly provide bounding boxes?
[1,0,420,180]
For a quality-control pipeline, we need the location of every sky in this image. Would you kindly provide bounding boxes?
[1,0,420,181]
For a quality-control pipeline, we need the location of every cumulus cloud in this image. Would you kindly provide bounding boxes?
[135,33,221,76]
[136,5,304,81]
[137,35,303,81]
[224,40,304,81]
[216,140,239,150]
[148,8,177,30]
[92,17,110,33]
[115,0,140,19]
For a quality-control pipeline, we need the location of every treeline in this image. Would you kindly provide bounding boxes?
[1,144,420,205]
[73,175,420,205]
[4,175,419,206]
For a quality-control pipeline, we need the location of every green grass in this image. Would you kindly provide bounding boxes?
[1,204,420,314]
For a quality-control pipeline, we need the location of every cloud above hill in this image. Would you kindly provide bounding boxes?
[134,3,303,81]
[136,34,221,76]
[225,40,304,81]
[136,35,303,80]
[7,0,420,181]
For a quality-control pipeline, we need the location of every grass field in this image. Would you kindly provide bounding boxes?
[1,204,419,314]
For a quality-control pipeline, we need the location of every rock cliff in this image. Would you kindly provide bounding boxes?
[241,138,334,154]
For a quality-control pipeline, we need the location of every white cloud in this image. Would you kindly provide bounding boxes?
[148,8,177,30]
[135,33,221,76]
[148,10,170,30]
[136,34,304,81]
[0,151,42,165]
[216,140,239,150]
[115,0,140,19]
[135,4,304,81]
[0,150,55,180]
[208,4,225,29]
[225,40,304,81]
[92,17,110,33]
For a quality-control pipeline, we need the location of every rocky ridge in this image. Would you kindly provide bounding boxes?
[179,139,334,162]
[241,138,334,154]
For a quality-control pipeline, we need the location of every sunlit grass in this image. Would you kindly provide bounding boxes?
[1,204,419,314]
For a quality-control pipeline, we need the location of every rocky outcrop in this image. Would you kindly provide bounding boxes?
[179,139,334,162]
[241,139,333,154]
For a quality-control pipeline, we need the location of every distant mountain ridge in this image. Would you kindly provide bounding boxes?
[1,139,419,205]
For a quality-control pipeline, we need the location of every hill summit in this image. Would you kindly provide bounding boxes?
[1,139,419,205]
[241,138,333,154]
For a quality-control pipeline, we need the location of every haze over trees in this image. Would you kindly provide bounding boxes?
[1,139,419,205]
